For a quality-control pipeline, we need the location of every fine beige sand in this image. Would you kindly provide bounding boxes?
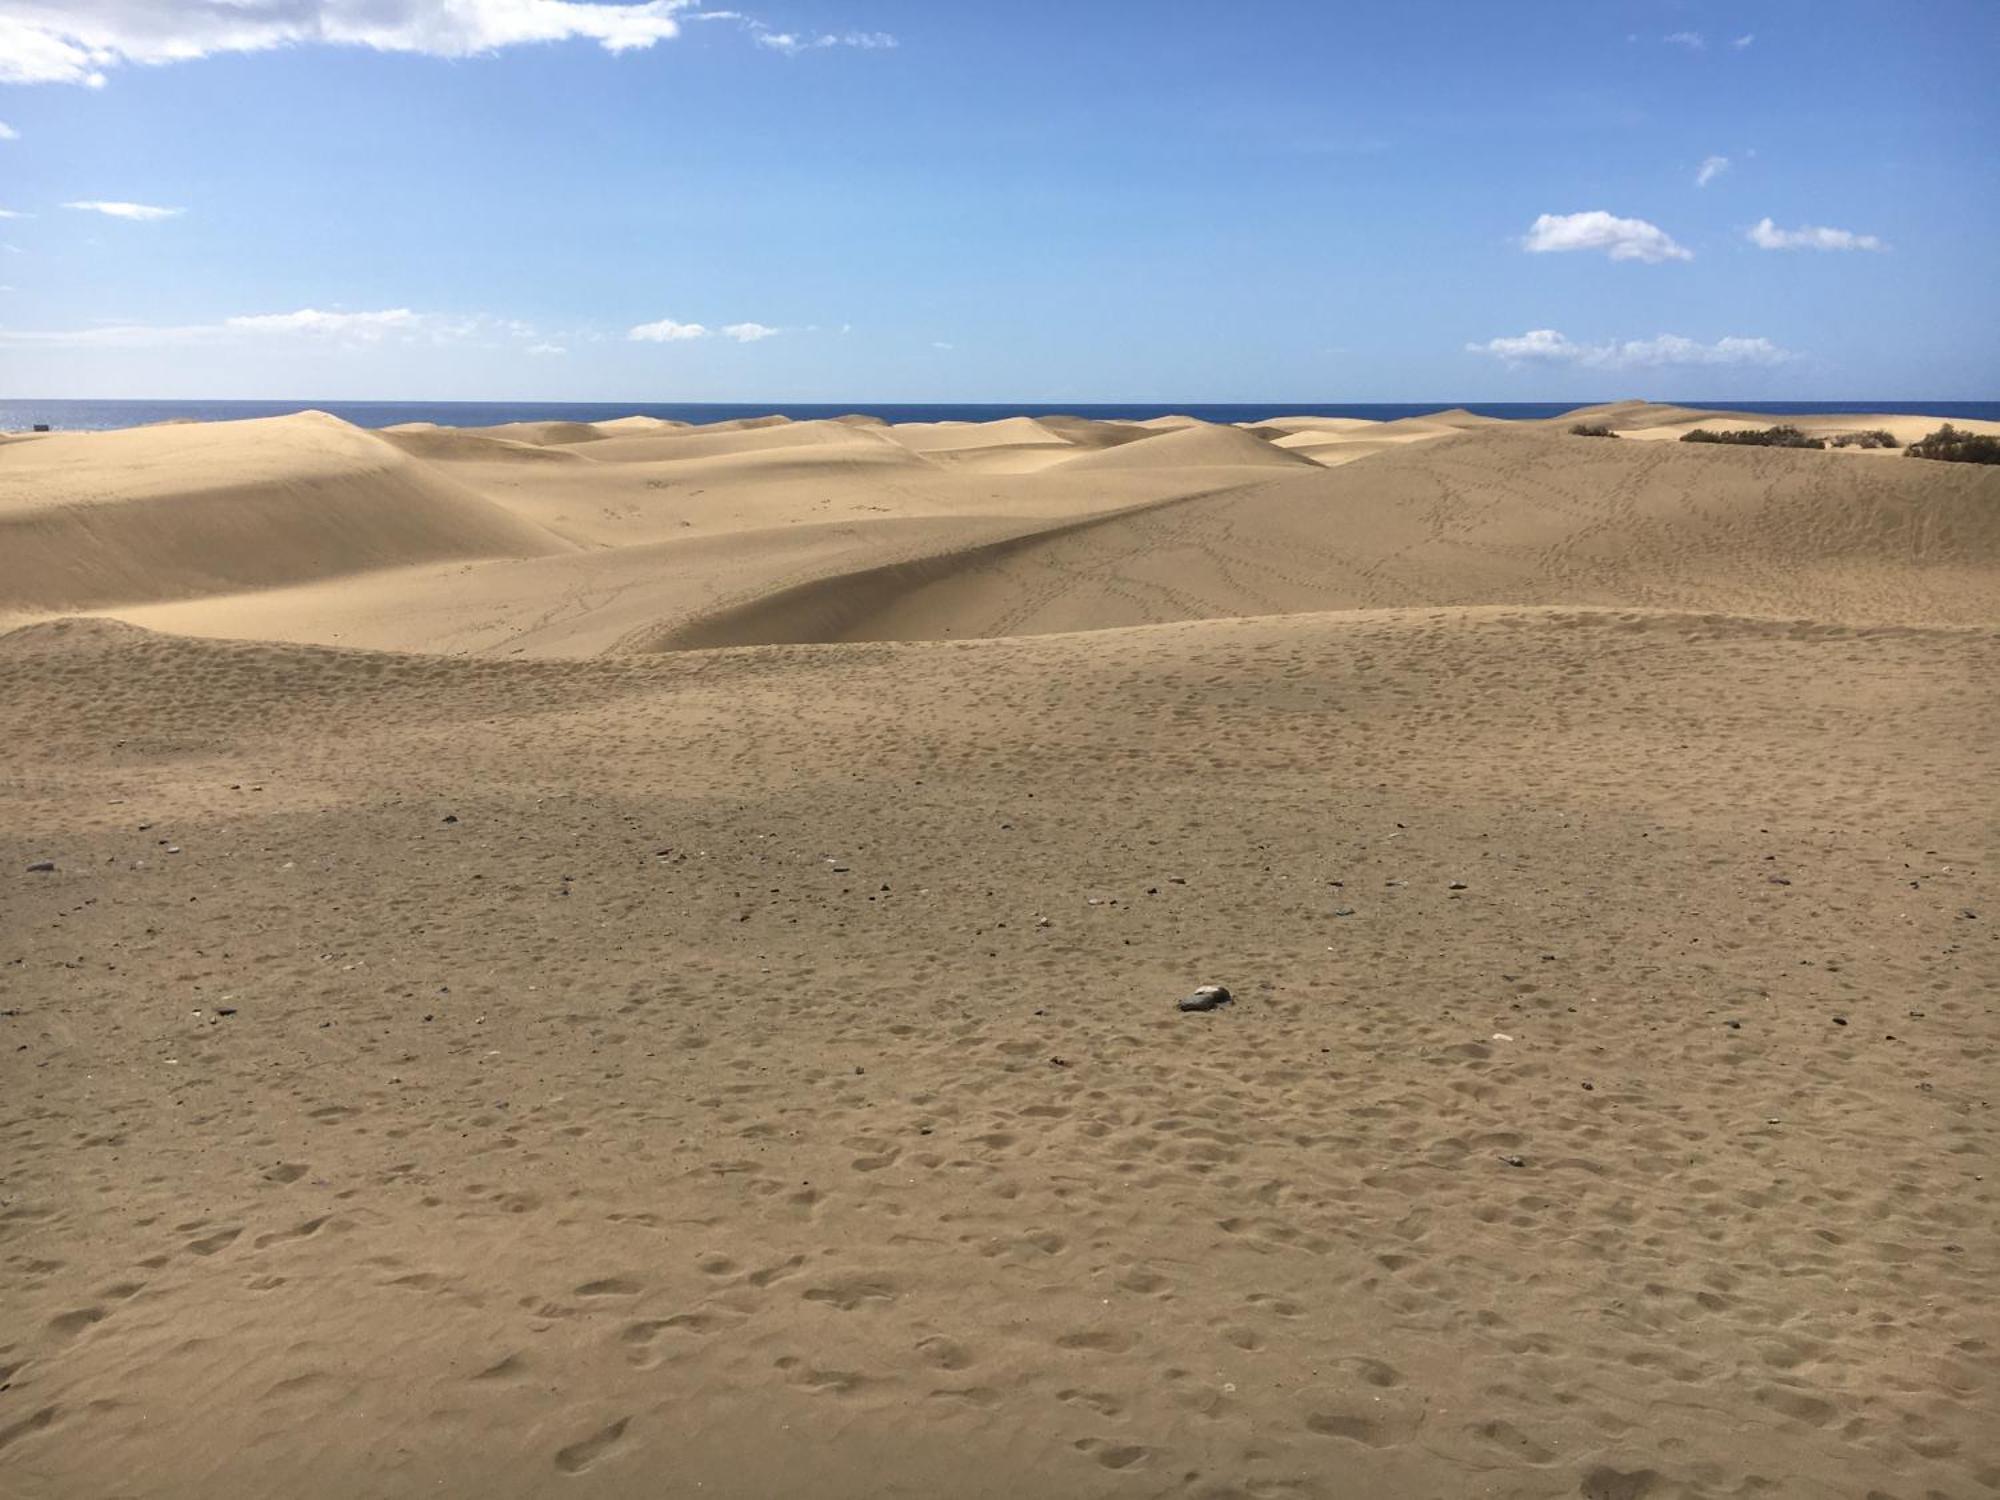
[2,404,1996,1500]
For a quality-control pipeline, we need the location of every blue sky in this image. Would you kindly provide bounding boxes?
[1,0,1995,400]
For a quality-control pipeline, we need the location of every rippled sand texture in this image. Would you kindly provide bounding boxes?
[2,404,1996,1499]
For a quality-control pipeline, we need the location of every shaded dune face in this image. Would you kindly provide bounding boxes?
[0,413,571,613]
[644,426,2000,648]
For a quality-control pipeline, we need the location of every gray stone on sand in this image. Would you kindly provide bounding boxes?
[1178,984,1232,1013]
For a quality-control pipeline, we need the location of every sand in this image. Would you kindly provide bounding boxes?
[1,404,1995,1500]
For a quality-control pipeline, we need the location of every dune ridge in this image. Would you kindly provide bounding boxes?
[0,412,569,613]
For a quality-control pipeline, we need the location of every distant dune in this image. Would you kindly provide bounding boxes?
[1051,419,1324,472]
[0,411,567,614]
[6,402,1996,648]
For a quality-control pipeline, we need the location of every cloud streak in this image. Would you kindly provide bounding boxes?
[64,199,182,220]
[1468,328,1792,369]
[1695,155,1729,188]
[1748,217,1885,252]
[752,27,897,55]
[0,306,540,349]
[1523,210,1692,264]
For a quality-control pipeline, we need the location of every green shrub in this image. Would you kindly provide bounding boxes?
[1830,429,1899,450]
[1681,425,1826,449]
[1904,424,2000,465]
[1569,422,1618,438]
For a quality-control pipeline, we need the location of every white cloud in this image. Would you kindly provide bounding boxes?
[0,305,527,348]
[64,199,181,220]
[1732,33,1755,49]
[1748,217,1885,252]
[0,122,18,140]
[1523,210,1692,264]
[751,25,897,55]
[1664,31,1705,50]
[527,342,567,355]
[628,317,709,342]
[1468,328,1792,369]
[629,317,785,343]
[1696,155,1729,188]
[932,340,953,351]
[226,307,421,337]
[0,0,700,86]
[0,207,27,219]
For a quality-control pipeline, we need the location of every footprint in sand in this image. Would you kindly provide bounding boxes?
[553,1417,630,1474]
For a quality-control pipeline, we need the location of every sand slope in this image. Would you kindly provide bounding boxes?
[648,425,2000,647]
[0,413,568,614]
[1,602,1992,1500]
[1,401,1995,1500]
[1054,419,1324,472]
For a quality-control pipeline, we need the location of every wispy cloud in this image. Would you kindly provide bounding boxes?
[0,122,17,141]
[0,0,704,86]
[1748,217,1885,252]
[752,27,897,55]
[1469,328,1792,369]
[226,307,422,337]
[629,316,785,343]
[1523,210,1692,264]
[1732,33,1755,49]
[1695,155,1729,188]
[1664,31,1705,50]
[0,207,28,219]
[65,200,182,220]
[0,306,537,349]
[527,342,568,356]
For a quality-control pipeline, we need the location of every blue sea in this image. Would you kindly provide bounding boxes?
[3,398,1997,434]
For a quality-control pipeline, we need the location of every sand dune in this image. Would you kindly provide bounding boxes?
[1053,419,1324,472]
[1033,414,1157,450]
[0,412,567,616]
[2,401,1994,1500]
[579,417,927,466]
[888,415,1071,453]
[378,427,592,464]
[644,424,2000,648]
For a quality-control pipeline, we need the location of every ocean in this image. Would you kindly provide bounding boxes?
[3,398,1997,434]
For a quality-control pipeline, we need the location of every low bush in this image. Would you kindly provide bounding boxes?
[1830,429,1899,449]
[1569,423,1618,437]
[1904,424,2000,465]
[1681,425,1826,449]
